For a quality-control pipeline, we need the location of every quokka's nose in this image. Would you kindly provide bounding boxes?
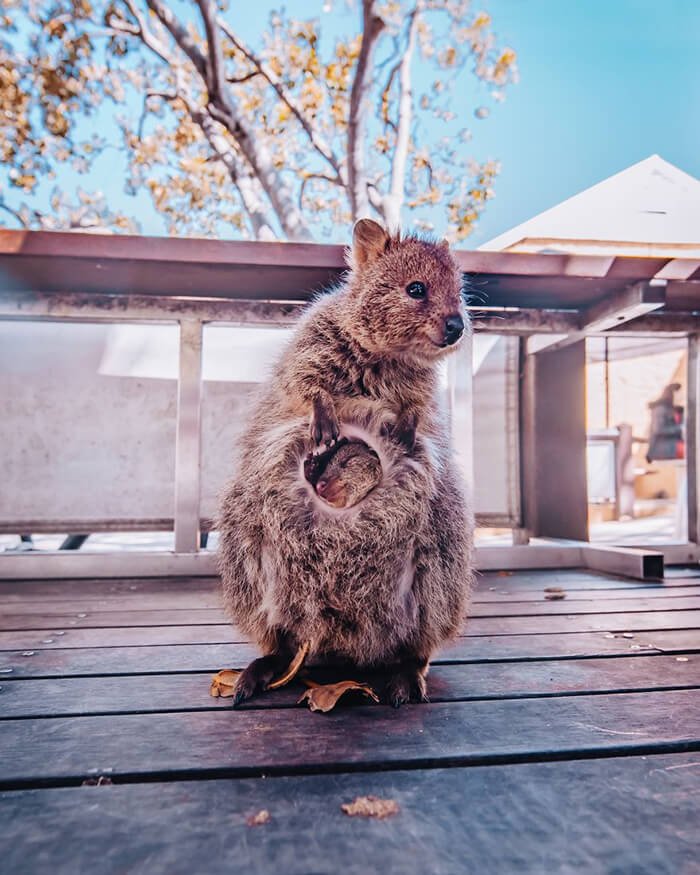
[443,314,464,345]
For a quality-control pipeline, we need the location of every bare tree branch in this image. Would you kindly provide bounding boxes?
[186,106,277,242]
[384,2,422,231]
[0,201,28,228]
[299,172,342,210]
[378,59,401,132]
[196,0,231,110]
[123,0,311,240]
[366,182,385,216]
[347,0,385,220]
[216,17,344,183]
[106,0,172,66]
[145,0,208,80]
[227,71,261,85]
[148,88,277,241]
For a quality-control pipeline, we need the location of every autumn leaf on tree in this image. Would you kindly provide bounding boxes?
[1,0,517,241]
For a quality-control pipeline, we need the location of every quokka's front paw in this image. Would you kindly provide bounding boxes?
[311,396,340,450]
[381,410,418,452]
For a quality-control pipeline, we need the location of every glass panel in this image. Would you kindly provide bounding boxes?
[586,336,688,545]
[0,321,178,534]
[472,334,521,526]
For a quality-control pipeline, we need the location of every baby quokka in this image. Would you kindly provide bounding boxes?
[218,219,473,707]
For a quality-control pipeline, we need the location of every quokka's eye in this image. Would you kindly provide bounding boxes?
[405,281,427,300]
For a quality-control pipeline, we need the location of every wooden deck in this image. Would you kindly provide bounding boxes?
[1,567,699,874]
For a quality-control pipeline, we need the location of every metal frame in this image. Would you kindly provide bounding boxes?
[174,320,203,553]
[0,541,668,580]
[2,232,699,581]
[688,334,700,546]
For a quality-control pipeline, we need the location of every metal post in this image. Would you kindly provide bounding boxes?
[451,330,474,505]
[174,320,203,553]
[688,334,700,546]
[520,338,537,538]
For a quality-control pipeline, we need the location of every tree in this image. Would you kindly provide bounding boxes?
[0,0,517,242]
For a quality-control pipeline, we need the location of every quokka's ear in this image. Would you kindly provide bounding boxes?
[351,219,390,266]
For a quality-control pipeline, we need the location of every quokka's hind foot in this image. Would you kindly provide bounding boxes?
[232,653,291,708]
[384,660,429,709]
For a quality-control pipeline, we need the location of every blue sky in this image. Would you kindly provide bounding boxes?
[467,0,700,245]
[6,0,700,247]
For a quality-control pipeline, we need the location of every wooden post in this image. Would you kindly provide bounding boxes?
[687,334,700,546]
[521,339,589,541]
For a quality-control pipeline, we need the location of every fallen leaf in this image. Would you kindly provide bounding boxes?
[497,570,513,577]
[544,586,564,593]
[210,669,241,698]
[268,640,311,689]
[545,592,566,600]
[341,795,399,819]
[247,809,270,826]
[298,680,379,712]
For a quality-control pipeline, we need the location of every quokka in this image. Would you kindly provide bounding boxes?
[218,219,473,707]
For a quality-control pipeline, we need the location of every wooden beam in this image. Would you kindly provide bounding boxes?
[591,312,700,336]
[471,308,580,335]
[582,280,667,332]
[527,281,667,354]
[0,291,303,324]
[688,335,700,546]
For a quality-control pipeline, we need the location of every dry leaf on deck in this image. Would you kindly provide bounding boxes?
[268,640,311,689]
[341,795,399,819]
[247,809,270,826]
[544,592,566,600]
[298,680,379,712]
[209,669,241,698]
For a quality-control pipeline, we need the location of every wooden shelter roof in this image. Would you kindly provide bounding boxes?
[1,229,699,311]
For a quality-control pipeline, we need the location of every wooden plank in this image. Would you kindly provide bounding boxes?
[0,595,226,613]
[1,583,697,620]
[2,629,698,679]
[1,754,698,875]
[473,585,700,602]
[0,690,698,786]
[3,597,700,631]
[0,571,689,610]
[4,586,698,616]
[1,656,697,719]
[0,577,220,601]
[0,608,228,631]
[1,611,698,651]
[6,585,698,616]
[470,596,700,616]
[477,568,695,590]
[0,569,668,604]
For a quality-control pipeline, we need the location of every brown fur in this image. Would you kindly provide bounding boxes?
[217,220,474,704]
